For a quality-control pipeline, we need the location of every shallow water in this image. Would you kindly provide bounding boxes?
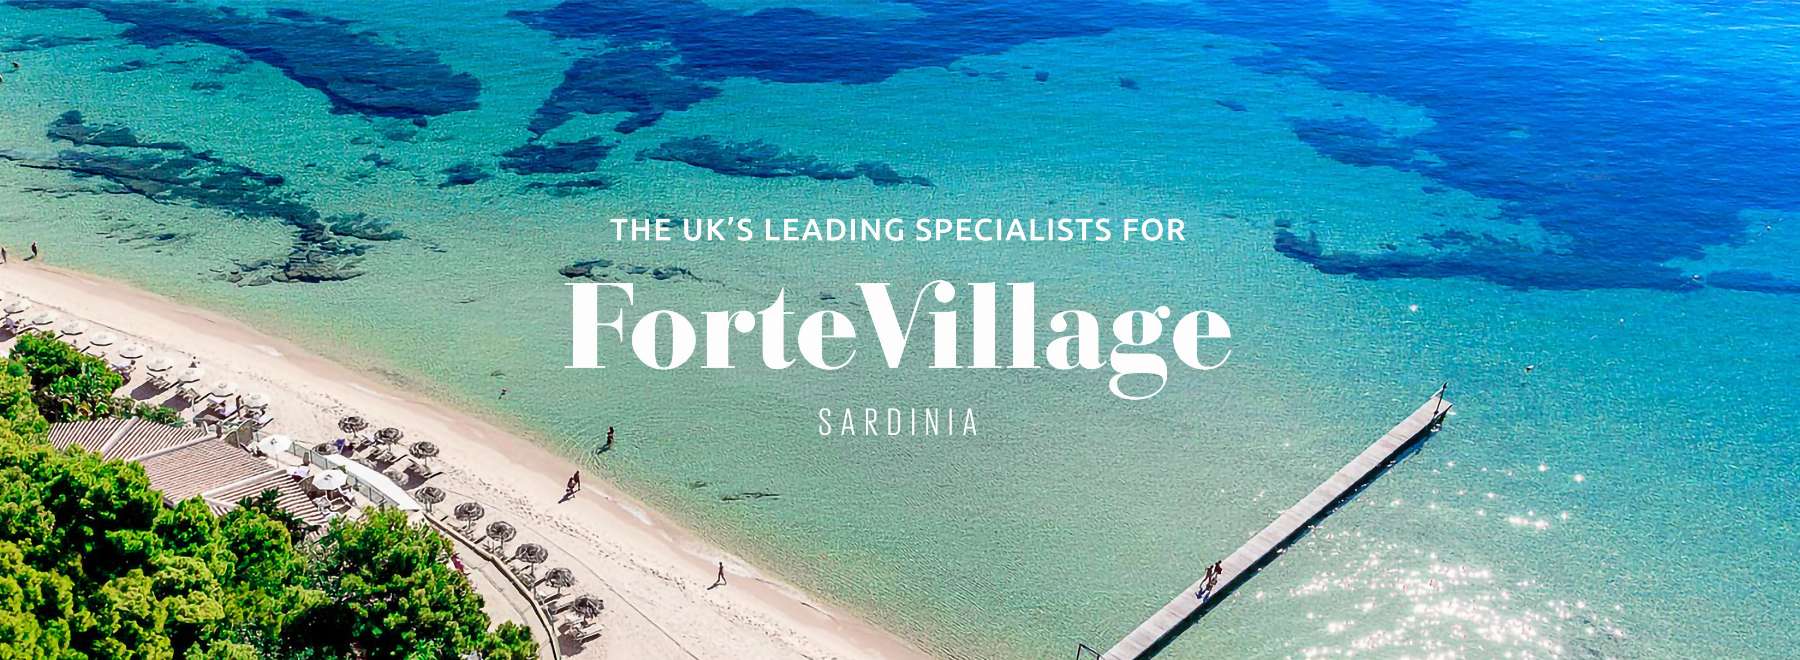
[1,1,1796,658]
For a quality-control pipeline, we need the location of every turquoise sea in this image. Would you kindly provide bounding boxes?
[2,1,1797,657]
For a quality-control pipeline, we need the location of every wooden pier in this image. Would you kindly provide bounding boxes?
[1099,388,1453,660]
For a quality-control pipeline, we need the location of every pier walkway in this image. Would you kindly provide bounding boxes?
[1099,388,1452,659]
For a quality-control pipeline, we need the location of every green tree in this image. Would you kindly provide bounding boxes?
[6,332,125,422]
[288,508,498,659]
[0,539,76,659]
[483,621,539,660]
[0,359,47,440]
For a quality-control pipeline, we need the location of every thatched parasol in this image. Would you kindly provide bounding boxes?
[242,393,270,409]
[28,312,57,327]
[541,567,577,595]
[569,595,603,620]
[145,356,175,372]
[88,331,119,347]
[375,427,405,443]
[338,416,369,434]
[513,542,549,579]
[56,319,85,335]
[454,502,486,523]
[117,343,147,360]
[485,521,517,549]
[2,300,30,315]
[414,486,445,511]
[409,441,439,458]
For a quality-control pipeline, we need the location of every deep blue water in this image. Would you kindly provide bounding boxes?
[20,0,1797,294]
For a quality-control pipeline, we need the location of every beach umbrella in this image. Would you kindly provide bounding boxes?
[485,521,517,549]
[117,343,147,360]
[409,441,439,459]
[175,367,205,384]
[255,434,293,455]
[88,331,118,346]
[108,356,133,371]
[207,381,239,399]
[513,543,548,579]
[569,595,603,620]
[28,312,56,327]
[453,502,486,523]
[541,567,577,595]
[144,356,175,373]
[242,392,270,409]
[57,320,87,336]
[414,486,445,511]
[3,300,30,314]
[311,469,349,491]
[338,416,368,434]
[375,427,405,443]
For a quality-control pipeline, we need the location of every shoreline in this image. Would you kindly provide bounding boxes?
[1,262,931,660]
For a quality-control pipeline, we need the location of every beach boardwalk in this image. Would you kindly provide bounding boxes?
[1101,388,1452,659]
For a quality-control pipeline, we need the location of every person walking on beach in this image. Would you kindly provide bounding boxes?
[710,561,727,589]
[566,471,581,496]
[27,242,38,261]
[1,246,7,264]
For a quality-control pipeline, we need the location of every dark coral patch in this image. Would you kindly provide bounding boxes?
[499,137,615,175]
[0,33,102,50]
[638,136,929,187]
[439,161,492,188]
[511,0,1198,132]
[1288,116,1418,169]
[48,110,188,150]
[528,49,719,136]
[5,110,401,283]
[522,178,611,196]
[9,0,480,119]
[560,258,705,283]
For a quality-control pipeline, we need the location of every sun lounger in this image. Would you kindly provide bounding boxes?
[559,620,602,643]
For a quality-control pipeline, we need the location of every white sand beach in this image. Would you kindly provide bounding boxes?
[1,262,928,660]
